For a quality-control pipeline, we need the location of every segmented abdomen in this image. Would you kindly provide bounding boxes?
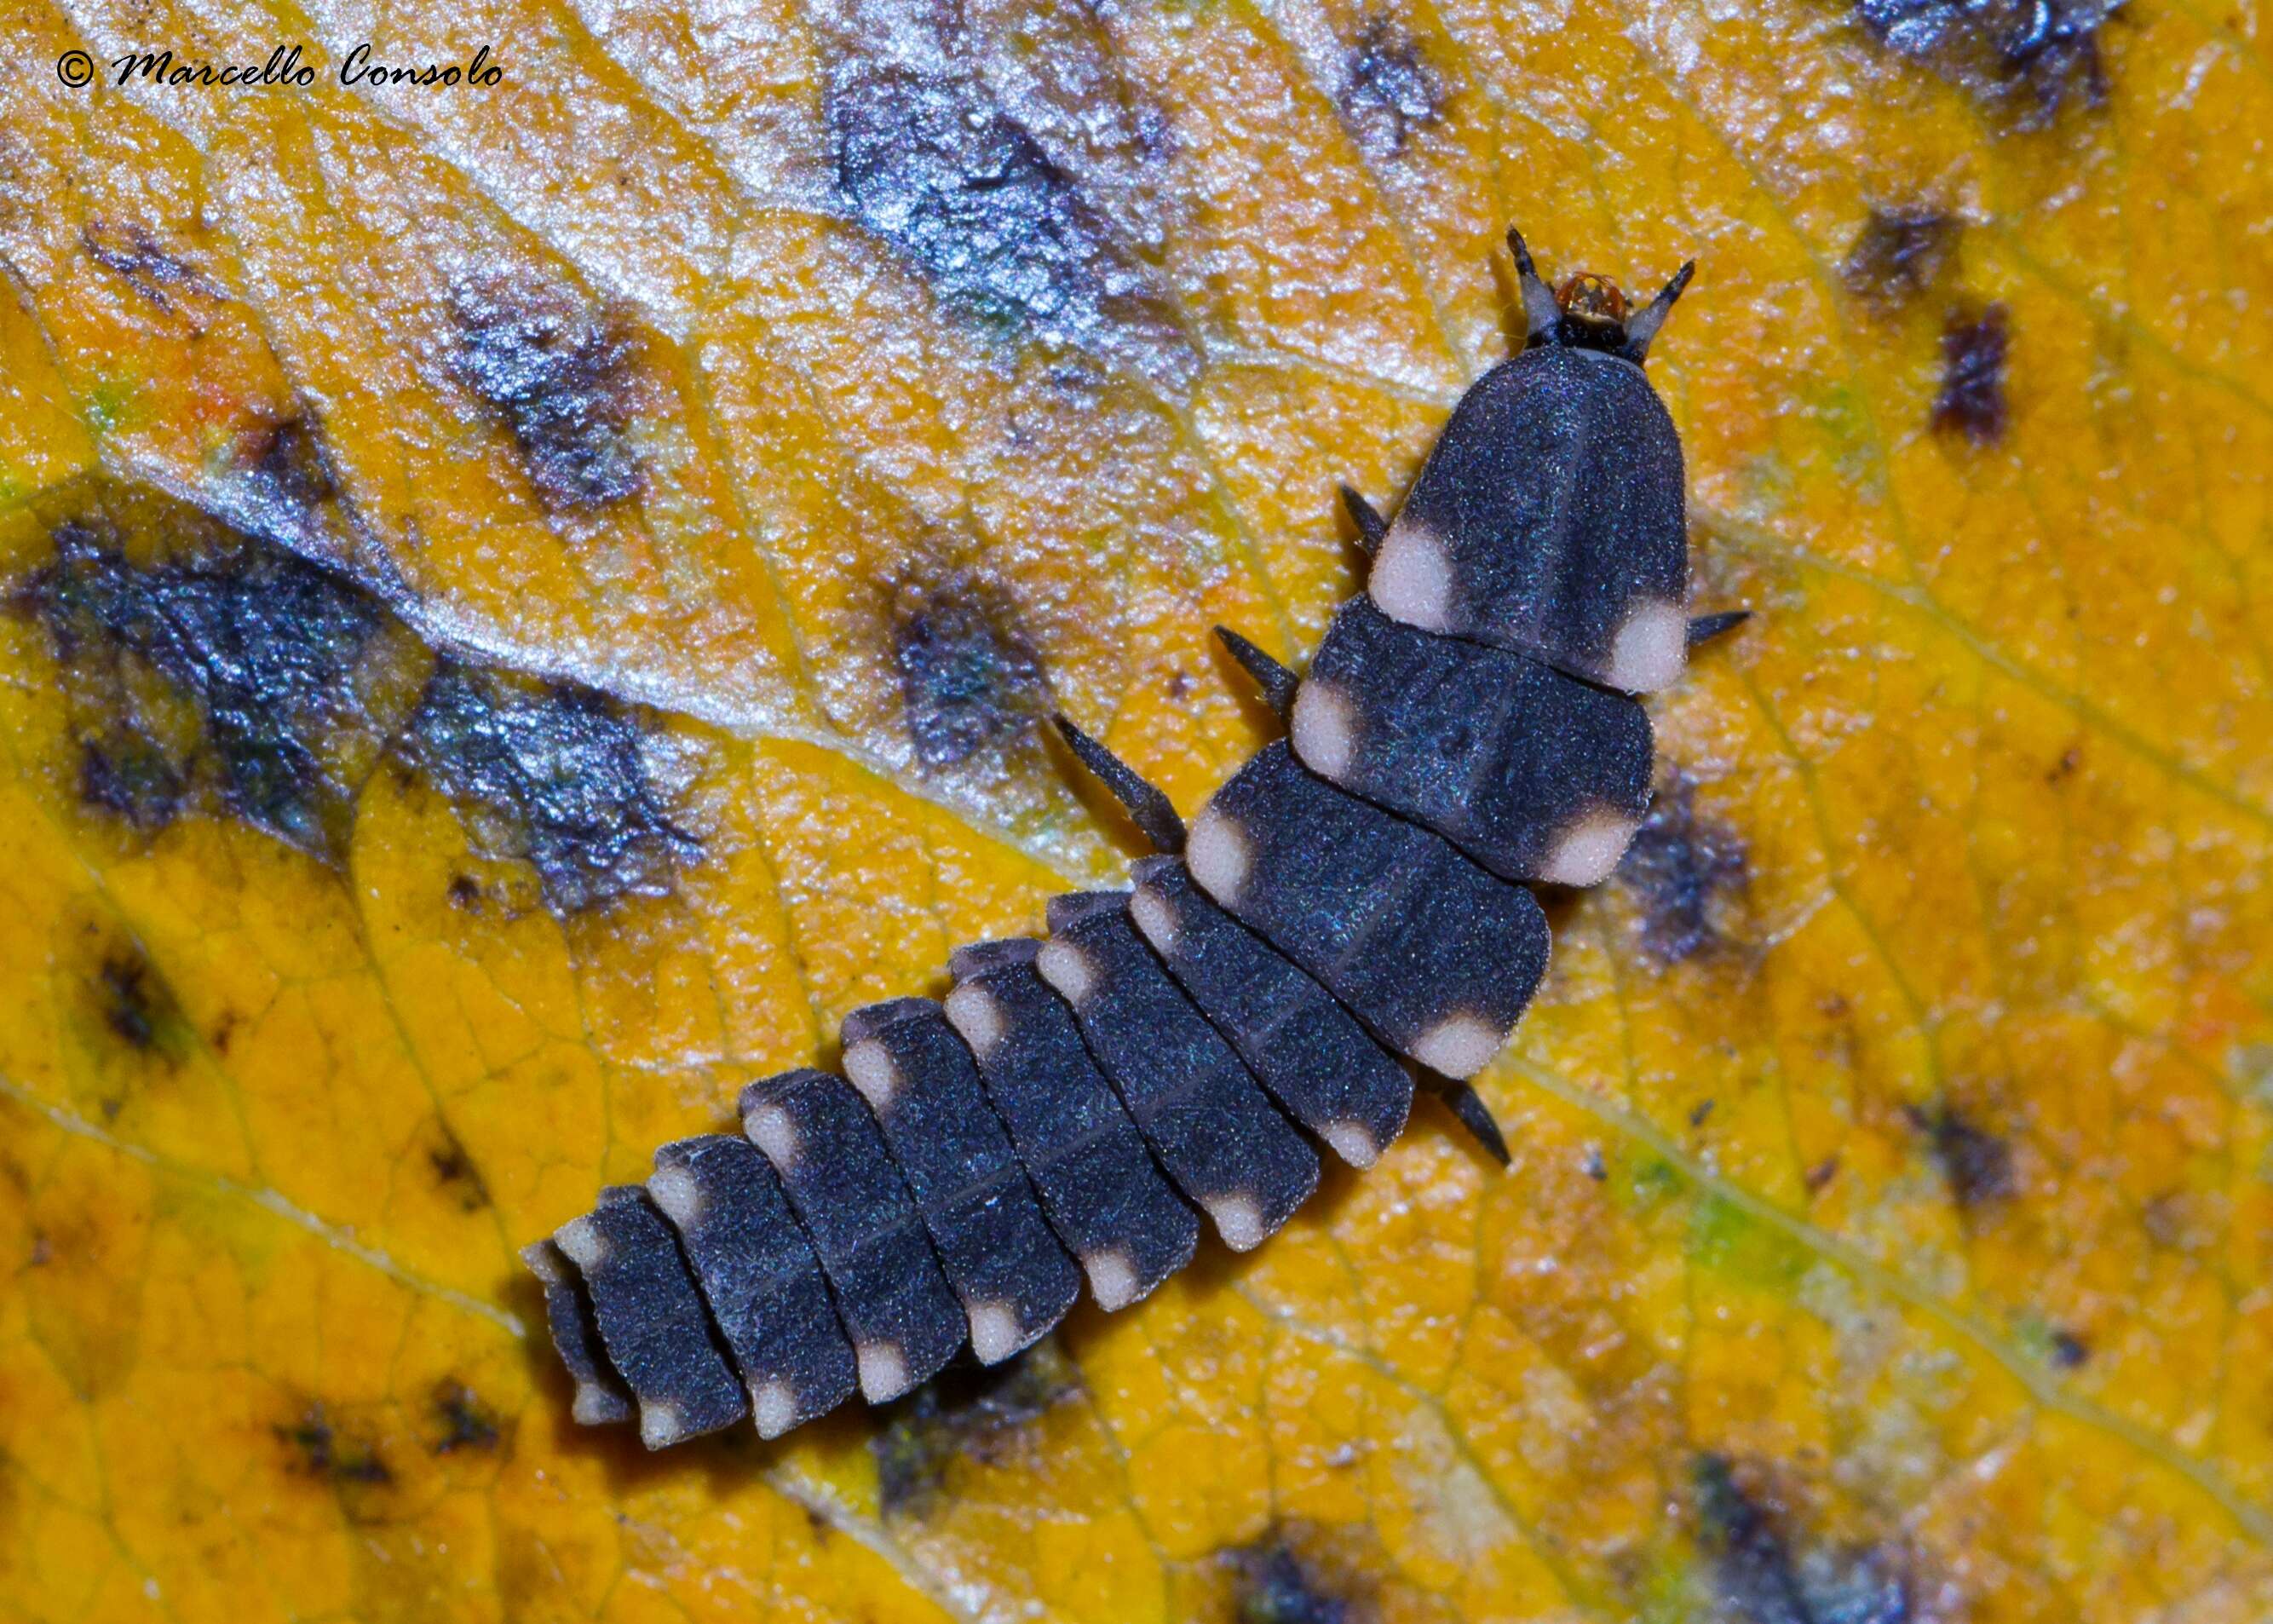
[527,244,1697,1448]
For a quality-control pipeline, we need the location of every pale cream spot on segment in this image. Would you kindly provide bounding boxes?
[751,1381,798,1439]
[1205,1194,1268,1252]
[645,1164,703,1230]
[1321,1120,1383,1168]
[638,1399,686,1450]
[1409,1012,1504,1079]
[1290,680,1359,780]
[966,1299,1023,1364]
[1368,522,1453,631]
[1083,1247,1140,1311]
[943,985,1005,1061]
[1128,885,1180,954]
[1539,808,1642,887]
[1035,940,1098,1009]
[856,1340,911,1402]
[841,1040,901,1114]
[1605,599,1686,694]
[1184,809,1253,907]
[554,1215,607,1271]
[743,1103,802,1168]
[571,1384,620,1425]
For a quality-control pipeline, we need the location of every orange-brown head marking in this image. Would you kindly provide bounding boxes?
[1555,273,1630,329]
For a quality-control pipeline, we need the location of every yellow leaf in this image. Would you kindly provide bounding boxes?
[4,0,2273,1617]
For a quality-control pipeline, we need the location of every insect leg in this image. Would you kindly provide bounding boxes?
[1052,717,1186,853]
[1685,609,1752,649]
[1340,484,1388,556]
[1214,625,1299,719]
[1418,1071,1512,1166]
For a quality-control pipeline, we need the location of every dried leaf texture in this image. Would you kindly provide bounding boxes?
[3,0,2272,1618]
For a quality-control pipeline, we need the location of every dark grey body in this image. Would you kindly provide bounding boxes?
[1295,596,1654,885]
[1043,891,1321,1249]
[527,237,1714,1448]
[1127,856,1413,1165]
[838,997,1085,1362]
[555,1186,749,1447]
[739,1067,967,1401]
[650,1134,858,1436]
[945,941,1200,1304]
[1188,743,1551,1080]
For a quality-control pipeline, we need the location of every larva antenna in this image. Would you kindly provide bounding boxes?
[1214,625,1300,720]
[1051,716,1188,855]
[1620,259,1696,363]
[1340,484,1388,556]
[1505,226,1561,347]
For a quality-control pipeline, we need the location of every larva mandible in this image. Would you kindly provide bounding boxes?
[524,229,1747,1449]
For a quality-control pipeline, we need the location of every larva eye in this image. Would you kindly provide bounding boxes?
[528,228,1749,1448]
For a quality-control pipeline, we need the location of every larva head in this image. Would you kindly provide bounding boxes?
[1507,227,1694,365]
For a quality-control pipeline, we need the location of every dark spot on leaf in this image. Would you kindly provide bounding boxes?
[448,279,646,511]
[81,219,230,315]
[2045,745,2081,784]
[95,947,181,1059]
[426,1125,492,1212]
[1840,209,1960,308]
[1696,1454,1815,1624]
[1337,16,1449,161]
[401,663,698,916]
[2049,1328,2088,1368]
[889,572,1049,772]
[276,1404,391,1486]
[1931,302,2011,444]
[446,874,483,911]
[1852,0,2120,124]
[227,412,342,554]
[1695,1454,1915,1624]
[430,1383,502,1453]
[1620,774,1747,963]
[873,1340,1079,1519]
[1222,1533,1371,1624]
[77,730,184,832]
[13,501,392,861]
[822,14,1194,388]
[1908,1103,2016,1208]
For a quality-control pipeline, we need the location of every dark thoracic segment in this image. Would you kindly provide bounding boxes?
[552,1187,750,1448]
[1186,742,1552,1082]
[521,1236,634,1426]
[839,997,1085,1365]
[646,1135,859,1437]
[1292,595,1654,888]
[944,940,1200,1312]
[1372,343,1687,694]
[1125,856,1413,1167]
[1039,892,1321,1251]
[740,1068,968,1403]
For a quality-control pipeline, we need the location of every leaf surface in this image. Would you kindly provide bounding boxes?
[3,0,2272,1617]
